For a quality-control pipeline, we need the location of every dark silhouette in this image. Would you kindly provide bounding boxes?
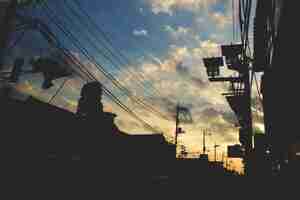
[9,57,24,82]
[30,57,72,89]
[5,0,300,198]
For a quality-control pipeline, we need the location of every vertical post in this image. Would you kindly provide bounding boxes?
[222,152,224,163]
[243,65,253,175]
[175,104,179,157]
[245,71,253,150]
[214,143,217,162]
[214,143,220,162]
[203,130,206,154]
[0,0,18,70]
[226,158,229,169]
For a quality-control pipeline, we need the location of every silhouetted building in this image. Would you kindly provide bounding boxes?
[77,81,104,117]
[0,82,176,189]
[255,1,300,175]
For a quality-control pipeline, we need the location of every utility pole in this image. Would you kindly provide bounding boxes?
[0,0,18,70]
[202,129,212,154]
[203,44,253,174]
[243,62,254,174]
[202,0,254,175]
[203,129,206,154]
[174,104,182,157]
[174,103,192,157]
[222,152,224,163]
[175,104,180,153]
[214,143,220,162]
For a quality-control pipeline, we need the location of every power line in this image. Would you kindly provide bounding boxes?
[45,35,161,133]
[48,78,69,104]
[36,3,163,133]
[41,3,170,121]
[233,0,236,41]
[70,0,168,93]
[65,0,164,98]
[47,2,168,119]
[60,1,164,101]
[253,73,263,104]
[60,46,161,133]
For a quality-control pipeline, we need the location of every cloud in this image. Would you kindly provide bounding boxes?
[149,0,219,15]
[165,25,191,39]
[133,29,148,36]
[164,25,201,46]
[115,38,245,159]
[209,12,232,29]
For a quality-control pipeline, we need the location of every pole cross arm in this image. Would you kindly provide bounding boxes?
[209,77,243,82]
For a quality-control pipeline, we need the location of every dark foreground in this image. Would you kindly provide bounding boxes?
[0,91,298,199]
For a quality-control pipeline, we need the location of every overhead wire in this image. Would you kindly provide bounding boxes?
[67,0,164,98]
[71,0,169,87]
[41,26,161,133]
[37,2,163,133]
[48,78,69,104]
[60,1,164,101]
[65,48,161,133]
[62,47,161,133]
[254,73,263,104]
[50,2,170,120]
[41,2,170,121]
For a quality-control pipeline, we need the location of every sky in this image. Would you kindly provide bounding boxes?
[5,0,262,173]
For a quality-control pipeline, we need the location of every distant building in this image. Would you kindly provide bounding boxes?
[0,82,176,183]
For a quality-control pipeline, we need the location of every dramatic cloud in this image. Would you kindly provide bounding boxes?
[112,37,239,152]
[149,0,219,15]
[8,0,256,173]
[209,12,232,29]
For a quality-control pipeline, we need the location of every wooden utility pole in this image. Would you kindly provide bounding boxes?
[175,104,179,148]
[243,65,254,174]
[202,129,212,154]
[203,129,206,154]
[214,143,220,162]
[174,103,192,157]
[174,104,184,157]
